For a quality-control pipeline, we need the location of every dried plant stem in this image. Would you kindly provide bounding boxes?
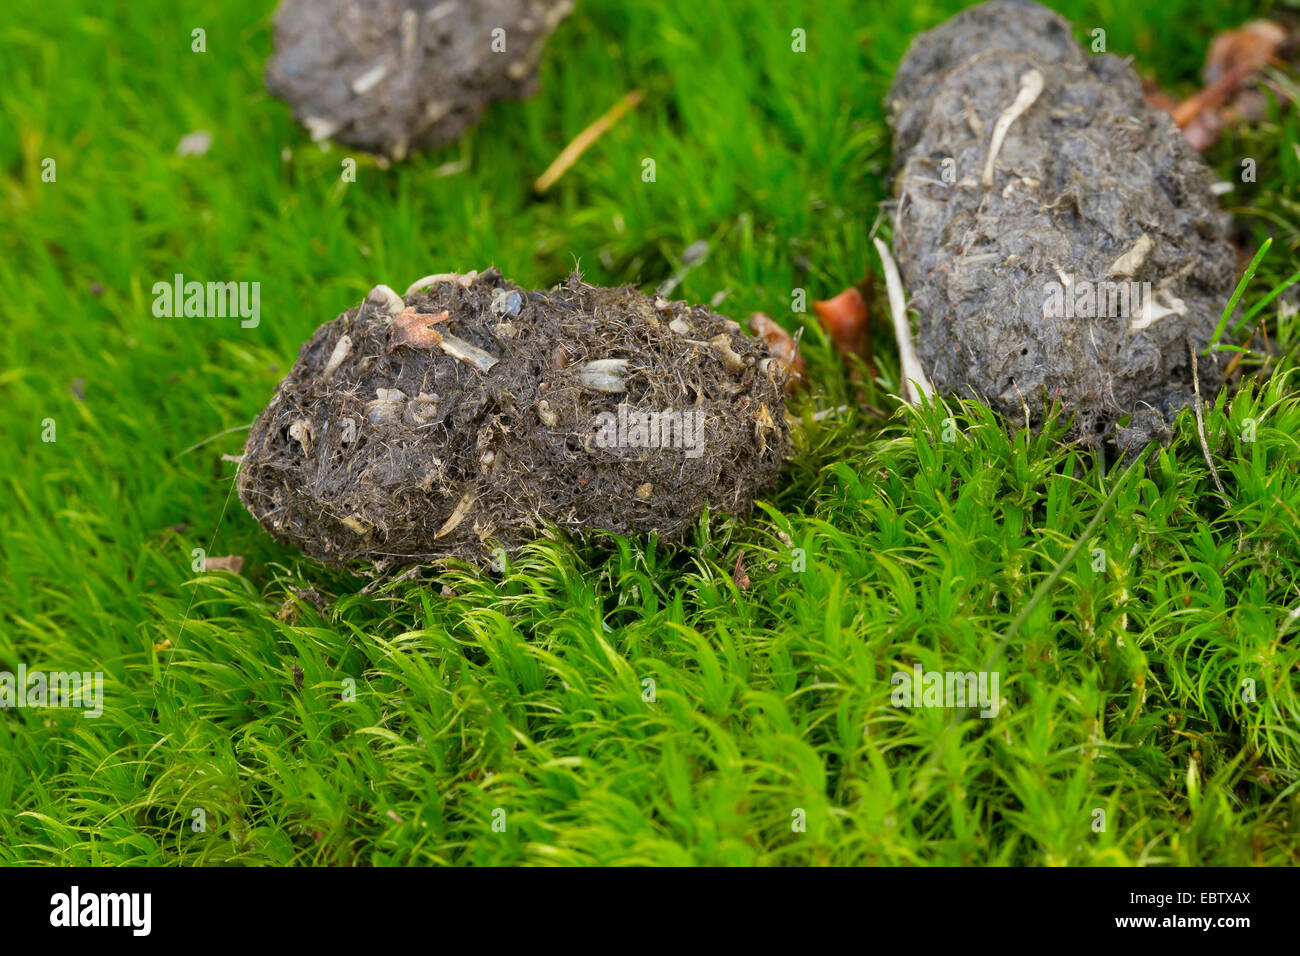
[874,237,933,405]
[1187,336,1245,551]
[534,90,644,193]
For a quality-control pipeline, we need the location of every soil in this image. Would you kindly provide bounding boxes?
[238,270,791,568]
[265,0,572,160]
[886,0,1238,449]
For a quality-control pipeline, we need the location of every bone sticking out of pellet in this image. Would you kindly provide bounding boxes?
[435,491,476,539]
[1129,292,1187,333]
[351,63,388,95]
[710,334,746,373]
[981,69,1044,188]
[405,271,480,297]
[577,358,629,393]
[437,333,498,372]
[323,334,354,377]
[1107,234,1155,278]
[367,284,406,315]
[874,237,934,405]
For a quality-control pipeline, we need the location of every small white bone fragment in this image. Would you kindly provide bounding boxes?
[711,334,746,373]
[1129,292,1187,332]
[366,388,407,425]
[288,419,315,449]
[1107,234,1154,278]
[490,288,522,317]
[304,116,341,142]
[578,359,629,392]
[351,64,388,95]
[435,491,476,539]
[405,393,440,425]
[367,284,406,315]
[405,271,479,297]
[437,333,498,372]
[341,515,371,535]
[982,69,1044,188]
[323,334,353,377]
[400,8,419,59]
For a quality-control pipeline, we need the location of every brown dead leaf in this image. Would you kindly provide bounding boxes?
[1172,61,1260,129]
[813,286,871,367]
[1166,19,1289,151]
[388,307,450,352]
[748,312,806,393]
[1205,20,1287,86]
[733,550,751,591]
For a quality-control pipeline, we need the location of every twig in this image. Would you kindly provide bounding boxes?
[534,90,644,193]
[1171,61,1259,129]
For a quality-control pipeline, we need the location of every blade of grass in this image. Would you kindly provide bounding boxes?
[1203,237,1271,355]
